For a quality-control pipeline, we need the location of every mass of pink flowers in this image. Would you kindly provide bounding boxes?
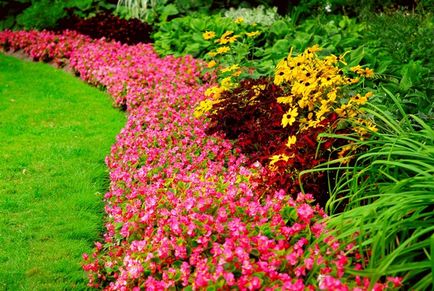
[0,30,401,290]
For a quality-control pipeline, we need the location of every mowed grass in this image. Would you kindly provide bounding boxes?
[0,54,125,290]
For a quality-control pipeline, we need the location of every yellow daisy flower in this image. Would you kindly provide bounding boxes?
[245,31,261,38]
[286,135,297,148]
[202,31,216,40]
[216,46,230,54]
[207,60,217,68]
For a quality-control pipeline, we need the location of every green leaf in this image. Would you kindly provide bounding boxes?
[271,39,290,59]
[190,18,206,31]
[281,206,297,222]
[184,44,202,56]
[65,0,92,10]
[250,249,260,258]
[330,34,342,47]
[159,4,179,23]
[399,68,413,91]
[292,32,312,51]
[348,46,365,67]
[270,20,290,38]
[430,233,434,284]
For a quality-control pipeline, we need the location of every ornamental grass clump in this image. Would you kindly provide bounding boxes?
[320,91,434,289]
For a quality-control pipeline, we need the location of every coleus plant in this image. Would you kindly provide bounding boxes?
[198,45,376,206]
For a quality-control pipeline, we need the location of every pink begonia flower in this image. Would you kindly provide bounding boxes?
[304,257,314,270]
[297,203,315,222]
[223,272,235,286]
[387,276,403,288]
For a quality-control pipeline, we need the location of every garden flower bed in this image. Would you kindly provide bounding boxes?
[0,30,405,290]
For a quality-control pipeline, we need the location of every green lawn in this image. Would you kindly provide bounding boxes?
[0,54,125,290]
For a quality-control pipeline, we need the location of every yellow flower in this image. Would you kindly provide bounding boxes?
[303,44,322,59]
[367,124,378,132]
[336,51,349,65]
[338,144,358,164]
[232,70,242,77]
[324,55,338,65]
[252,84,265,94]
[203,31,216,40]
[235,17,244,24]
[269,154,293,167]
[286,135,297,148]
[277,96,294,104]
[245,31,261,38]
[220,64,240,73]
[281,107,298,128]
[350,92,373,105]
[216,46,230,54]
[350,65,364,74]
[220,77,234,90]
[207,60,217,68]
[316,103,330,119]
[364,68,374,78]
[274,67,290,85]
[348,77,360,84]
[194,99,220,117]
[307,44,322,53]
[327,89,337,103]
[216,31,234,44]
[208,51,217,57]
[226,35,240,43]
[335,103,351,117]
[205,86,224,99]
[365,91,373,99]
[351,66,374,78]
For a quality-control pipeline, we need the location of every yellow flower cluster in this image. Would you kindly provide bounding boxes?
[245,31,261,38]
[274,45,375,132]
[216,31,240,45]
[196,27,263,117]
[202,31,216,40]
[194,86,225,118]
[269,46,377,169]
[351,65,375,78]
[234,17,244,24]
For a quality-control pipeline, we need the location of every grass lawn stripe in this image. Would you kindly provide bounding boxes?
[0,53,125,290]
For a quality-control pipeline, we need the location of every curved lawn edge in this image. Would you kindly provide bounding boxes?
[0,53,126,290]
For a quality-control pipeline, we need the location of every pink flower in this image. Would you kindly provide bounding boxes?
[297,203,314,222]
[387,276,403,288]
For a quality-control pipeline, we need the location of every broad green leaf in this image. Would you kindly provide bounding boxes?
[348,46,365,67]
[159,4,179,22]
[270,20,290,38]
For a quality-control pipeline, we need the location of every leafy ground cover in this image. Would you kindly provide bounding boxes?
[0,53,125,289]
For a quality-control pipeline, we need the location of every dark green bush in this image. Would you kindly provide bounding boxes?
[1,0,116,30]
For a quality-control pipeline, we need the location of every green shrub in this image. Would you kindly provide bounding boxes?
[16,0,67,29]
[4,0,116,30]
[359,11,434,122]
